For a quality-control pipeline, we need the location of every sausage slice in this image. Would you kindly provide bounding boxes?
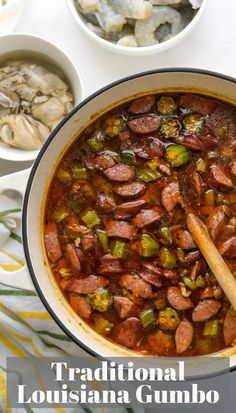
[128,115,161,134]
[65,243,81,273]
[192,299,221,322]
[106,220,137,240]
[119,274,152,298]
[67,275,108,294]
[114,181,146,198]
[114,296,136,319]
[44,223,62,263]
[167,287,193,311]
[114,199,146,219]
[133,137,164,159]
[98,255,123,274]
[218,237,236,258]
[206,207,226,242]
[209,164,233,190]
[92,154,116,170]
[161,181,180,212]
[128,95,155,114]
[173,229,196,250]
[103,164,135,182]
[112,317,142,349]
[69,295,92,320]
[133,207,164,228]
[95,193,116,213]
[175,320,194,353]
[179,94,217,115]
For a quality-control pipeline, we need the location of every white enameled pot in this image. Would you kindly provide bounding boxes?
[23,69,236,373]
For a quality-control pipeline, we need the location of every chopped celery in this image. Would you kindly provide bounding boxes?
[159,247,176,269]
[183,276,196,290]
[203,320,219,336]
[57,169,71,184]
[82,210,100,228]
[196,275,206,288]
[87,131,104,151]
[196,158,206,172]
[158,307,180,331]
[120,149,136,165]
[96,230,108,252]
[95,316,113,336]
[138,168,162,183]
[138,234,159,257]
[111,240,129,259]
[177,248,185,263]
[87,289,113,312]
[158,226,173,245]
[183,113,203,134]
[157,96,177,115]
[104,116,124,138]
[160,118,181,139]
[72,165,87,180]
[166,145,191,167]
[140,309,155,328]
[52,208,69,223]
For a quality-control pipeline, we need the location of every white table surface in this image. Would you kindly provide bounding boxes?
[1,0,236,176]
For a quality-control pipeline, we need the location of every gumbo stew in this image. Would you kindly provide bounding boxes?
[44,93,236,356]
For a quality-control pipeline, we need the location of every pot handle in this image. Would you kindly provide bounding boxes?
[0,168,35,291]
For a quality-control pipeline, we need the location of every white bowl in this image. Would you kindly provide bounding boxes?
[0,0,23,35]
[66,0,208,56]
[23,69,236,369]
[0,33,84,162]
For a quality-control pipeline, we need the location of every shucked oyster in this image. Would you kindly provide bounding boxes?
[0,60,74,151]
[0,114,50,150]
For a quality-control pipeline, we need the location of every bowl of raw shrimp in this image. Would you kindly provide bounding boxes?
[0,33,83,162]
[66,0,207,55]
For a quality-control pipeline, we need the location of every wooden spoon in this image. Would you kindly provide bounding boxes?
[187,212,236,311]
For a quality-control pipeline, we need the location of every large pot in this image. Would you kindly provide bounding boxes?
[22,69,236,371]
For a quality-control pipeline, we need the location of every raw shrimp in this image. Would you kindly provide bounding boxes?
[135,6,182,46]
[150,0,181,5]
[76,0,99,14]
[110,0,152,19]
[117,35,138,47]
[95,0,126,32]
[189,0,203,9]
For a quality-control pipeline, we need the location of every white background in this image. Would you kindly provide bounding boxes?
[1,0,236,175]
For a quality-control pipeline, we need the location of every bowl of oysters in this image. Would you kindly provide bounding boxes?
[67,0,207,55]
[0,33,83,161]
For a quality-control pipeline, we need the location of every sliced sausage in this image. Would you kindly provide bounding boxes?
[192,172,205,198]
[103,164,135,182]
[114,199,147,219]
[65,244,81,273]
[205,104,236,140]
[218,236,236,258]
[98,254,123,274]
[114,181,146,198]
[69,295,92,320]
[179,94,217,115]
[133,207,164,228]
[133,137,164,159]
[158,160,172,176]
[106,220,137,240]
[206,207,226,242]
[184,250,200,265]
[175,320,194,354]
[92,154,116,170]
[114,296,136,319]
[81,231,99,253]
[200,286,222,300]
[161,181,180,212]
[119,274,152,298]
[95,192,116,213]
[128,95,155,114]
[173,228,196,250]
[44,223,62,263]
[223,308,236,346]
[179,134,216,150]
[128,115,161,134]
[139,271,162,287]
[192,299,221,322]
[67,275,108,294]
[112,317,142,349]
[209,164,233,190]
[167,286,193,311]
